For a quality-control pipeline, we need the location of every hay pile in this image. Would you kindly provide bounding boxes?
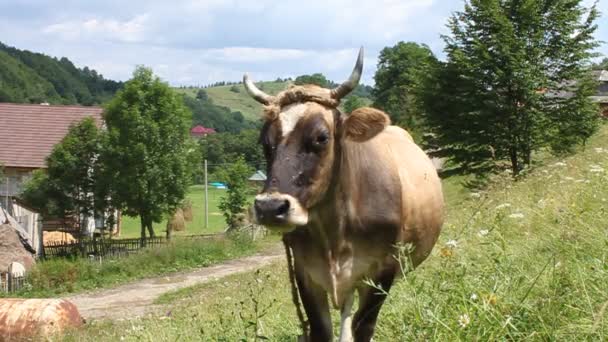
[182,200,193,222]
[167,208,186,232]
[43,231,76,245]
[0,224,35,273]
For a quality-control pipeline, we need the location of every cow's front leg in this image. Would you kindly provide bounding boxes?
[294,267,332,342]
[338,293,355,342]
[352,268,396,342]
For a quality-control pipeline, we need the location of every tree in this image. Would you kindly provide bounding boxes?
[103,67,194,239]
[343,95,366,113]
[422,0,599,175]
[592,57,608,70]
[20,118,109,232]
[196,89,208,101]
[294,73,330,88]
[373,42,439,138]
[217,156,254,229]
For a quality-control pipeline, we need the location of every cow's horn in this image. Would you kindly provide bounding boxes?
[243,73,274,105]
[331,47,364,100]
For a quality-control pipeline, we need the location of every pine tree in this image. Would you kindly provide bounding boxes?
[423,0,600,174]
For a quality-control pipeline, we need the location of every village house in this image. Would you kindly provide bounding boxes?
[0,103,105,252]
[591,69,608,117]
[190,124,216,138]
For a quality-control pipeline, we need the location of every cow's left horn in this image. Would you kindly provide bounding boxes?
[243,73,274,105]
[331,47,364,100]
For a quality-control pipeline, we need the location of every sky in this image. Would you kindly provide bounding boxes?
[1,0,606,86]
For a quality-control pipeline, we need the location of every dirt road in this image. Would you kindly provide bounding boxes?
[67,252,283,321]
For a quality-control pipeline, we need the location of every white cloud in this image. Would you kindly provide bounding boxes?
[43,14,150,43]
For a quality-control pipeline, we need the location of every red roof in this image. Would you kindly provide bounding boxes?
[0,103,104,169]
[190,125,216,136]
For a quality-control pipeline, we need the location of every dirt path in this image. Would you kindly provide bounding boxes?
[67,251,283,321]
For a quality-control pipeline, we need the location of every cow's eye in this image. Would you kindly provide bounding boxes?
[315,132,329,146]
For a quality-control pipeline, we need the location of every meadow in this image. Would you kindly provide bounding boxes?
[119,185,247,238]
[61,123,608,341]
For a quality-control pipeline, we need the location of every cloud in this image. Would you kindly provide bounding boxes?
[42,14,150,43]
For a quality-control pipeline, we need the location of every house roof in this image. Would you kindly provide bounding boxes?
[248,170,267,181]
[592,70,608,82]
[190,125,216,136]
[0,103,103,169]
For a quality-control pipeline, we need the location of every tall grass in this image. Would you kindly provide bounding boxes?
[62,125,608,341]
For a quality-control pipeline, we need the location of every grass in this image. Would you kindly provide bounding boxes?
[175,81,290,121]
[62,124,608,341]
[5,234,278,299]
[119,186,254,238]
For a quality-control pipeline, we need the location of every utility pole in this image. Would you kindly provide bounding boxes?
[204,159,208,229]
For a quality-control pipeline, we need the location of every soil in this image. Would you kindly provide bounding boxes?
[67,246,283,321]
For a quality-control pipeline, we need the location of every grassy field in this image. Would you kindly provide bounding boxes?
[120,186,253,238]
[175,81,290,121]
[62,124,608,340]
[5,234,278,299]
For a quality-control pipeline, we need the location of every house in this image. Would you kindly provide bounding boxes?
[591,70,608,117]
[0,103,105,244]
[190,125,216,138]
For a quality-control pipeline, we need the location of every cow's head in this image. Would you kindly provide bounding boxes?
[245,48,389,231]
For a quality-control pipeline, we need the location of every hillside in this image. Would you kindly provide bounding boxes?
[66,123,608,340]
[176,80,373,121]
[0,42,122,105]
[176,81,290,121]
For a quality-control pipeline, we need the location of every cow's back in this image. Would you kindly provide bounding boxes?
[340,125,444,266]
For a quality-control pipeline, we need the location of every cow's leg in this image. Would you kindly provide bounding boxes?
[352,269,396,342]
[295,270,332,342]
[338,293,355,342]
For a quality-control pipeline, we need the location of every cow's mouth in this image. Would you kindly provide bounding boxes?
[251,193,309,231]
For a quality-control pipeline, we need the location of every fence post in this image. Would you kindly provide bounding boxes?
[204,159,209,229]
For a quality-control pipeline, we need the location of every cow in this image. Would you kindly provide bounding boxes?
[244,47,444,342]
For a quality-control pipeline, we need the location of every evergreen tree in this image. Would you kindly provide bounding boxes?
[103,67,194,239]
[423,0,600,174]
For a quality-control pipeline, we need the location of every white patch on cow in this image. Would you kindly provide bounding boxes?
[339,294,355,342]
[279,103,308,138]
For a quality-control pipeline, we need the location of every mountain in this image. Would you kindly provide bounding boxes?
[0,42,122,105]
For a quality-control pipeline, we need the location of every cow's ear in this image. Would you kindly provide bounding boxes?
[342,107,390,142]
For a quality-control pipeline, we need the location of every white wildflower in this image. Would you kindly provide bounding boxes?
[594,147,605,153]
[509,213,525,219]
[458,314,471,328]
[445,239,458,248]
[495,203,511,210]
[470,192,481,198]
[537,199,546,208]
[551,162,567,167]
[477,229,489,237]
[470,293,478,301]
[564,176,574,181]
[555,261,562,268]
[542,170,549,174]
[590,164,605,173]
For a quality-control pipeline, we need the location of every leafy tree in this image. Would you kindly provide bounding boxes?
[199,129,265,174]
[422,0,600,175]
[20,118,108,233]
[196,89,208,101]
[103,67,193,239]
[592,57,608,70]
[373,42,439,137]
[343,95,366,113]
[295,73,330,88]
[217,156,254,229]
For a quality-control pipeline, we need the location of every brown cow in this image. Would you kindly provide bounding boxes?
[245,47,444,342]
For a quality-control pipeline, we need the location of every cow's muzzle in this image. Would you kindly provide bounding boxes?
[251,193,308,230]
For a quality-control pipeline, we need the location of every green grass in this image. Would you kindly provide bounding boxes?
[119,186,254,238]
[5,234,278,299]
[62,124,608,341]
[175,81,290,121]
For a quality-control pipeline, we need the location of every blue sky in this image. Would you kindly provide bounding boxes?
[1,0,606,86]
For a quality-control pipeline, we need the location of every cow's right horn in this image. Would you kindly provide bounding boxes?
[331,47,364,100]
[243,73,274,105]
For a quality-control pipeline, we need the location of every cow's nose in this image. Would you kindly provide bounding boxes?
[254,197,290,220]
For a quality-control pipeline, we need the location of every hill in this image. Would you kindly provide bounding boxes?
[0,42,122,105]
[176,79,373,121]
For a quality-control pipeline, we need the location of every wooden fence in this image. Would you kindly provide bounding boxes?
[43,234,223,259]
[0,273,26,293]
